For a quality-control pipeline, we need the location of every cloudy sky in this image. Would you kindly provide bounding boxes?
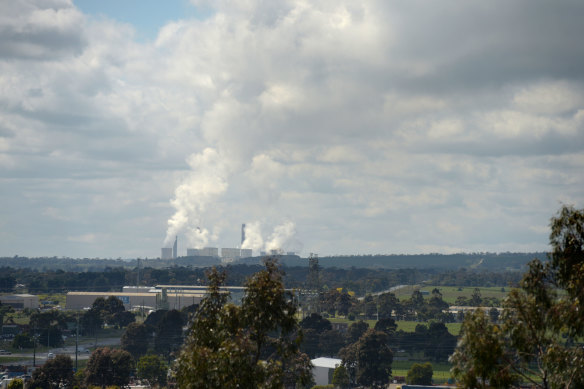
[1,0,583,259]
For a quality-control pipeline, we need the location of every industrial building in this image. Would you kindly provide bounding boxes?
[311,357,341,386]
[186,247,219,257]
[0,294,39,309]
[161,247,173,260]
[160,236,178,259]
[221,247,241,259]
[66,288,205,311]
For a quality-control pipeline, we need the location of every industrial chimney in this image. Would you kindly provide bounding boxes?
[172,236,177,259]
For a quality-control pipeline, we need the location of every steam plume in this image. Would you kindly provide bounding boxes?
[241,221,264,250]
[165,148,228,247]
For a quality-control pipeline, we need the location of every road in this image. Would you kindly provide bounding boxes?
[357,284,411,301]
[2,337,121,366]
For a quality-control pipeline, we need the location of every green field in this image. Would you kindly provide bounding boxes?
[328,317,461,336]
[393,285,511,304]
[392,360,452,383]
[396,321,461,336]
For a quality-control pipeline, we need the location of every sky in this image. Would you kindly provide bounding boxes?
[0,0,583,259]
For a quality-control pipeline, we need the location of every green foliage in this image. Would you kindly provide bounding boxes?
[80,308,102,335]
[406,362,433,385]
[450,309,516,388]
[29,354,74,389]
[377,292,401,319]
[121,322,149,358]
[12,333,34,349]
[340,329,392,388]
[0,275,16,292]
[300,313,332,332]
[346,320,369,344]
[331,364,350,389]
[6,379,23,389]
[84,347,134,388]
[176,259,312,389]
[299,313,343,358]
[137,354,168,387]
[0,304,14,325]
[154,309,183,355]
[318,329,345,357]
[451,206,584,388]
[374,317,397,335]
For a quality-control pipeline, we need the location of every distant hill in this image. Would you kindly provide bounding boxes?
[0,252,546,272]
[275,252,547,271]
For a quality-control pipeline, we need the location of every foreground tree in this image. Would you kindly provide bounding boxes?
[450,309,515,388]
[176,259,312,389]
[451,205,584,388]
[28,355,74,389]
[84,347,134,388]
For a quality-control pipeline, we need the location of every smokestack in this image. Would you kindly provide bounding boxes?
[173,236,177,259]
[241,223,246,246]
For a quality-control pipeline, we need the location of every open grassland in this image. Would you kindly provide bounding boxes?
[393,285,511,304]
[392,360,452,383]
[396,321,461,336]
[328,317,461,336]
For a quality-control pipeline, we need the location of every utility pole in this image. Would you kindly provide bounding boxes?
[75,313,79,372]
[307,253,320,315]
[33,323,36,367]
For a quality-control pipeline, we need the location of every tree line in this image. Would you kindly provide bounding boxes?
[0,263,522,295]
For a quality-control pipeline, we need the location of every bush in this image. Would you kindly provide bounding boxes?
[406,362,433,385]
[347,312,355,321]
[7,379,23,389]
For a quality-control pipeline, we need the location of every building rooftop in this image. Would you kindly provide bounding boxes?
[311,357,342,369]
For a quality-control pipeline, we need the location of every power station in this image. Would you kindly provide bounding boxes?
[160,223,295,260]
[161,236,178,260]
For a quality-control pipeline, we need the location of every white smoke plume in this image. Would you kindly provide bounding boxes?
[165,148,229,247]
[265,221,297,252]
[186,226,210,249]
[241,221,264,251]
[240,221,302,254]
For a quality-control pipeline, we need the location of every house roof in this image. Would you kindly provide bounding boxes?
[311,357,342,369]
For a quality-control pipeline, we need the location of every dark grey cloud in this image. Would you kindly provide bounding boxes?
[339,1,583,97]
[0,0,87,61]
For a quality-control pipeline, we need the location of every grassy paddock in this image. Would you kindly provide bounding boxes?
[329,317,461,336]
[392,360,452,383]
[393,285,511,304]
[396,321,461,336]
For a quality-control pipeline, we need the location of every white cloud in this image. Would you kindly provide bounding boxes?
[0,0,583,258]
